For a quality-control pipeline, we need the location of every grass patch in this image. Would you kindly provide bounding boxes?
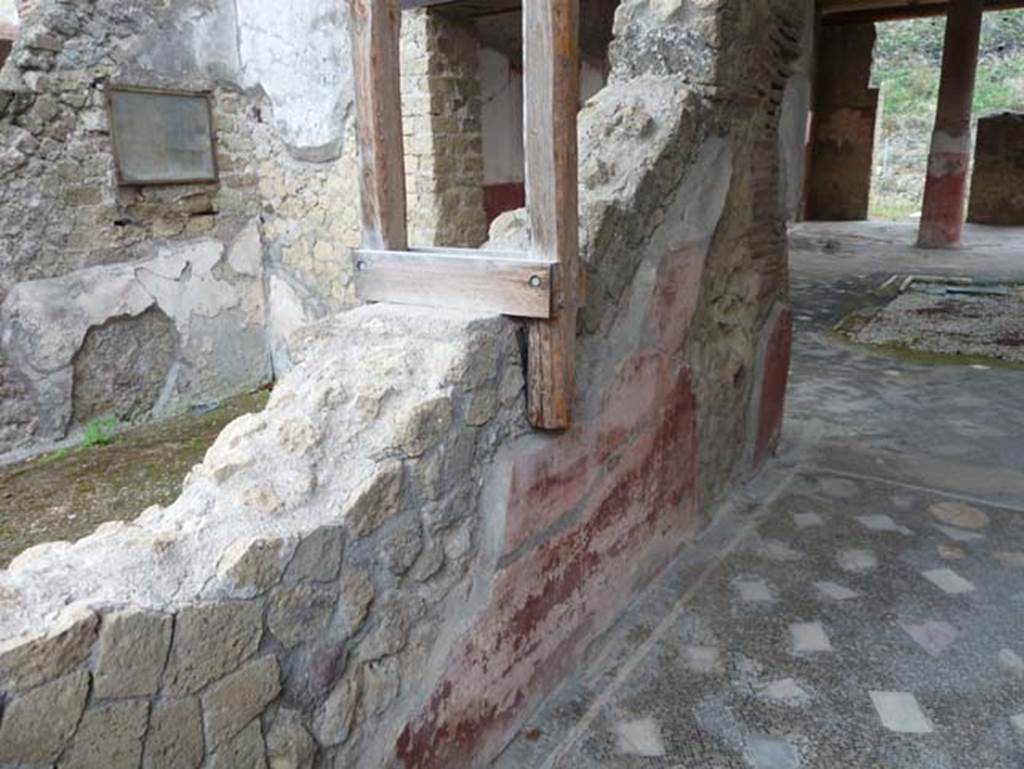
[80,416,119,448]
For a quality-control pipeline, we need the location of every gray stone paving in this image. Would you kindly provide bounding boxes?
[495,223,1024,768]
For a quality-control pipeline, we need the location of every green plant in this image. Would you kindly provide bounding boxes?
[81,417,119,448]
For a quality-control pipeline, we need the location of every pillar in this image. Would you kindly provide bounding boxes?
[916,0,983,249]
[804,23,879,221]
[967,112,1024,226]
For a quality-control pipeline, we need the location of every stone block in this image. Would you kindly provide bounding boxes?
[267,709,317,769]
[398,398,453,458]
[0,669,89,764]
[217,537,288,596]
[284,526,344,583]
[162,602,263,696]
[345,462,403,537]
[93,609,172,698]
[267,585,339,648]
[337,567,375,637]
[208,719,267,769]
[380,521,423,576]
[202,656,281,750]
[313,676,360,747]
[143,697,205,769]
[61,700,149,769]
[0,605,97,691]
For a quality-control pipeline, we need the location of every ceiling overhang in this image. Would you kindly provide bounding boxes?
[822,0,1024,24]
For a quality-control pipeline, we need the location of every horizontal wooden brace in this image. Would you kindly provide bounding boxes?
[352,248,557,319]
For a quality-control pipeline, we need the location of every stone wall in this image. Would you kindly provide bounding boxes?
[0,0,363,460]
[0,305,528,769]
[0,0,811,766]
[0,0,485,461]
[805,23,879,221]
[401,10,488,248]
[967,111,1024,226]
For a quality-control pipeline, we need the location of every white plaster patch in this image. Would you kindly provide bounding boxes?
[793,512,824,529]
[891,494,915,510]
[790,622,832,654]
[681,646,723,675]
[921,568,975,595]
[1011,713,1024,734]
[760,539,802,561]
[899,620,959,657]
[870,691,934,734]
[857,515,912,535]
[838,549,877,572]
[814,581,859,601]
[735,579,775,604]
[745,736,800,769]
[614,717,665,757]
[933,524,985,543]
[999,649,1024,679]
[758,678,811,705]
[236,0,353,157]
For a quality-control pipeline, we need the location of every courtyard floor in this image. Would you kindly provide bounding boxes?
[496,221,1024,768]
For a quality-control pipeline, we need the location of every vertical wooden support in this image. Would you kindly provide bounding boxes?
[350,0,408,250]
[524,0,580,430]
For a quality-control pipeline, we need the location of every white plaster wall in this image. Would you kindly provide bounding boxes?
[480,46,524,186]
[237,0,354,161]
[0,0,16,23]
[133,0,354,161]
[480,48,608,187]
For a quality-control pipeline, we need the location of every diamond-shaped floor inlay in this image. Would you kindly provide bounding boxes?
[870,691,934,734]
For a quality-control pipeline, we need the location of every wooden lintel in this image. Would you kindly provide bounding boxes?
[349,0,408,251]
[352,249,557,319]
[524,0,580,430]
[823,0,1024,24]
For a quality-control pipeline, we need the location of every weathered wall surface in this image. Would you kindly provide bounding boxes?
[0,0,363,459]
[0,0,809,766]
[967,111,1024,226]
[0,0,483,461]
[0,305,529,769]
[401,10,488,248]
[805,23,878,221]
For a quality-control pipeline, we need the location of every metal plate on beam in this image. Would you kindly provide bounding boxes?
[352,248,556,319]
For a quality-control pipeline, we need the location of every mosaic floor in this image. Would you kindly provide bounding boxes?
[496,222,1024,768]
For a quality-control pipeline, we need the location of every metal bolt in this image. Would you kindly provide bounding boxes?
[356,260,367,271]
[528,274,542,288]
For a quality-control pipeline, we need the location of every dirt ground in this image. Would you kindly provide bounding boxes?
[0,391,269,568]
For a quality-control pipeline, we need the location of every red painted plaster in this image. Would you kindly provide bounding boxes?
[484,182,526,225]
[753,310,792,470]
[647,243,706,353]
[396,369,701,769]
[919,152,970,247]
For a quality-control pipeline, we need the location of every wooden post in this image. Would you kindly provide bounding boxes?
[350,0,408,250]
[524,0,580,430]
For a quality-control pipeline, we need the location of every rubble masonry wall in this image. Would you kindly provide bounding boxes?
[0,0,812,766]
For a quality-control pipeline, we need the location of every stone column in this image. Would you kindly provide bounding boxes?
[916,0,983,249]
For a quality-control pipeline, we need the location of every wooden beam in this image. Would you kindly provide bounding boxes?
[349,0,408,250]
[352,249,557,318]
[822,0,1024,23]
[524,0,580,430]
